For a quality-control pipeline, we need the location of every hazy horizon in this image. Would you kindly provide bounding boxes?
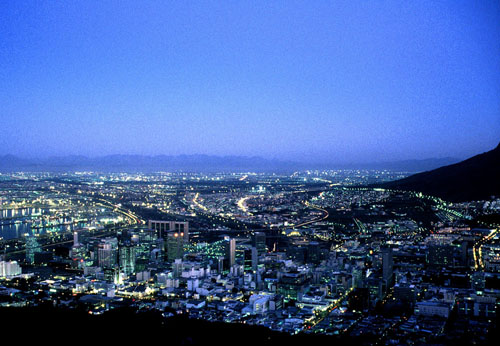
[1,2,499,163]
[0,150,466,168]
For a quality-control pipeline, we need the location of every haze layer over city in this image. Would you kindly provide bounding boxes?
[1,2,499,345]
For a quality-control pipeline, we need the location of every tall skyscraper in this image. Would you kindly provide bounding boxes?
[381,247,394,287]
[25,236,41,264]
[119,243,136,276]
[252,232,267,255]
[73,231,79,246]
[173,258,183,278]
[243,246,259,272]
[166,231,184,262]
[98,239,118,269]
[217,256,225,273]
[251,246,258,272]
[226,238,236,268]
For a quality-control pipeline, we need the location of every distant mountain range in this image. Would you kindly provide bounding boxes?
[0,154,460,173]
[0,154,296,172]
[374,142,500,202]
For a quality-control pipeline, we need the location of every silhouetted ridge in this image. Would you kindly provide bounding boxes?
[374,143,500,202]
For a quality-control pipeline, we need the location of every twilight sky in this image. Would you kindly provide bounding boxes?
[1,1,499,164]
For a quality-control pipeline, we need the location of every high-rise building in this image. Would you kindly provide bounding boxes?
[381,247,394,287]
[71,244,86,269]
[0,261,21,278]
[252,232,267,255]
[243,246,260,272]
[278,270,309,300]
[427,244,455,267]
[251,246,258,272]
[70,230,87,269]
[73,231,80,246]
[119,244,136,276]
[217,256,225,273]
[244,247,253,272]
[307,242,321,264]
[98,239,118,269]
[25,236,41,264]
[148,220,189,242]
[287,242,307,263]
[173,258,183,278]
[352,268,364,289]
[226,238,236,268]
[166,232,184,262]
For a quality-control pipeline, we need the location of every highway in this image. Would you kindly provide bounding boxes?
[292,201,329,229]
[473,224,500,270]
[236,196,256,215]
[192,193,208,211]
[95,198,144,225]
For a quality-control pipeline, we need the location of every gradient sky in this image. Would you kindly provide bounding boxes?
[1,1,499,164]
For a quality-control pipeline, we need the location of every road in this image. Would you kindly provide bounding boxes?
[192,193,208,211]
[292,201,329,228]
[473,223,500,270]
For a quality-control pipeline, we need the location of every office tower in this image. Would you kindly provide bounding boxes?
[252,232,267,255]
[226,238,236,268]
[166,231,184,262]
[71,244,86,270]
[70,230,87,269]
[381,247,393,287]
[252,246,258,272]
[287,244,307,263]
[0,261,21,278]
[278,270,308,300]
[307,242,321,264]
[98,239,118,269]
[148,220,189,242]
[244,248,253,272]
[25,236,41,264]
[218,256,225,273]
[173,258,183,278]
[352,267,364,289]
[230,264,244,277]
[73,231,79,246]
[427,244,455,267]
[119,244,136,276]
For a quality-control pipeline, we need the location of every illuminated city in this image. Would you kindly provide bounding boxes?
[0,164,499,344]
[1,2,499,345]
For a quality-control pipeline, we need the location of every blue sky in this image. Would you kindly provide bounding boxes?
[1,1,499,163]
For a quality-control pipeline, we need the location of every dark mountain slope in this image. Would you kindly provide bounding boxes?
[374,143,500,202]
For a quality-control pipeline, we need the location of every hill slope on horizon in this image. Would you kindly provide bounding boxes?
[374,142,500,202]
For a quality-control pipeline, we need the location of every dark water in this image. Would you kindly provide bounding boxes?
[0,221,88,240]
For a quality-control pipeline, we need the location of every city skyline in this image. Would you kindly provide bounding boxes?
[1,2,500,343]
[1,1,499,163]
